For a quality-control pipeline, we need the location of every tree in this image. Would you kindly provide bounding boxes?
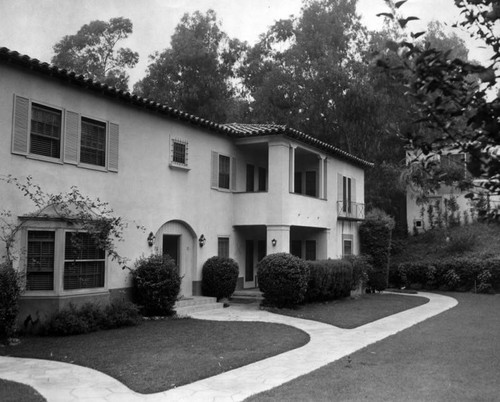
[377,1,500,203]
[134,10,245,122]
[52,17,139,91]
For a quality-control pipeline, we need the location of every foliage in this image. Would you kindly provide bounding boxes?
[42,300,141,336]
[343,254,373,290]
[52,17,139,90]
[0,175,131,266]
[134,10,245,122]
[257,253,309,308]
[131,254,181,316]
[392,257,500,293]
[359,209,394,291]
[377,0,500,205]
[304,259,352,302]
[201,256,239,300]
[0,262,21,341]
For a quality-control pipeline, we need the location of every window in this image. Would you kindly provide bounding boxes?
[219,155,230,189]
[258,167,267,191]
[80,118,106,167]
[64,232,105,290]
[218,237,229,258]
[246,164,255,192]
[171,139,188,166]
[30,104,61,159]
[26,231,55,291]
[342,234,353,257]
[305,240,316,261]
[305,171,317,197]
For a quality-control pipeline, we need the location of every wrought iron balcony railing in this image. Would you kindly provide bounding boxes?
[337,201,365,221]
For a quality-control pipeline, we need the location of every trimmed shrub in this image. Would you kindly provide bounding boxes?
[305,259,352,302]
[343,254,373,291]
[0,263,21,341]
[360,209,395,291]
[132,254,181,316]
[257,253,309,308]
[202,256,239,300]
[102,300,142,329]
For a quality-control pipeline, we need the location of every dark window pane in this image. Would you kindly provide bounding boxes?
[258,167,267,192]
[246,164,255,192]
[305,240,316,260]
[30,104,61,158]
[81,118,106,166]
[219,155,230,189]
[27,231,55,290]
[173,141,187,164]
[218,237,229,258]
[306,171,316,197]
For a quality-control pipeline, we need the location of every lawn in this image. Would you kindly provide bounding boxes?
[247,292,500,401]
[0,379,46,402]
[264,293,428,328]
[1,319,308,394]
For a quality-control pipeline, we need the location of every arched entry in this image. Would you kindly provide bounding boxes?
[155,220,197,298]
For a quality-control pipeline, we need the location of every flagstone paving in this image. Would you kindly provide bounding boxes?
[0,292,457,402]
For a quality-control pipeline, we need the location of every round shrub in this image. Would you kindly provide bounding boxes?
[257,253,309,308]
[0,263,21,341]
[132,254,181,316]
[202,256,239,300]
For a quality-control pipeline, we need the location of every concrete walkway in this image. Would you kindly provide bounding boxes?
[0,292,457,402]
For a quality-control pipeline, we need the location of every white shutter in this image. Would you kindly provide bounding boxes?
[352,177,357,203]
[211,151,219,188]
[64,111,80,164]
[12,95,29,155]
[230,157,237,191]
[108,123,119,172]
[337,173,343,201]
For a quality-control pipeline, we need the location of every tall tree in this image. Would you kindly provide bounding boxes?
[52,17,139,91]
[134,10,245,122]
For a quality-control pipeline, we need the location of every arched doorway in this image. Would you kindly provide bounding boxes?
[155,220,197,298]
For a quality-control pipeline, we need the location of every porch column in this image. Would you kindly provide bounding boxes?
[289,144,297,193]
[318,154,326,199]
[266,225,290,255]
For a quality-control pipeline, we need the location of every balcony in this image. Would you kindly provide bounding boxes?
[337,201,365,221]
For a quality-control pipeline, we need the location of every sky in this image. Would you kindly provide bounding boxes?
[0,0,493,87]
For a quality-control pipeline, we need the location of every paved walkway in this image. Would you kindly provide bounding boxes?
[0,292,457,402]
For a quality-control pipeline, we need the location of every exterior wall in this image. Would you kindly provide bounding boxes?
[0,63,367,321]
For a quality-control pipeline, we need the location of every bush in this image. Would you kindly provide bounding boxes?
[359,209,394,291]
[202,256,239,300]
[343,254,373,290]
[132,254,181,316]
[257,253,309,308]
[44,300,142,336]
[305,260,352,302]
[0,263,21,341]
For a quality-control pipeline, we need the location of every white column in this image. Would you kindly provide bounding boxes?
[318,154,326,199]
[289,144,297,193]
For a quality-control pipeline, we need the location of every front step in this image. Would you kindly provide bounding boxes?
[230,289,264,304]
[174,296,224,316]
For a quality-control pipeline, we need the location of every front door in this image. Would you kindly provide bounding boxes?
[163,235,179,267]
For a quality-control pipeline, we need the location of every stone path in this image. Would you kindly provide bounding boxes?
[0,292,457,401]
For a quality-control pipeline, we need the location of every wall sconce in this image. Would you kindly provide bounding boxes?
[271,238,277,247]
[147,232,155,247]
[199,234,206,247]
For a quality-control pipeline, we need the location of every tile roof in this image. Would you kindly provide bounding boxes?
[0,47,373,168]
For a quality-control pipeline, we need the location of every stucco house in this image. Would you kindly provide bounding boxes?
[0,47,372,321]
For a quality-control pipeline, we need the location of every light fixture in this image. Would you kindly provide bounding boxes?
[272,238,277,247]
[147,232,155,247]
[199,234,206,247]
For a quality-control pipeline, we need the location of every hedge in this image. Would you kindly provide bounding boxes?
[0,263,21,341]
[390,257,500,293]
[305,260,352,302]
[202,256,239,300]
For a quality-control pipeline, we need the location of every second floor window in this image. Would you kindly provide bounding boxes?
[81,118,106,167]
[172,140,188,165]
[30,104,61,159]
[219,155,231,189]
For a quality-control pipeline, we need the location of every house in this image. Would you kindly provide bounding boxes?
[0,47,372,322]
[406,149,500,232]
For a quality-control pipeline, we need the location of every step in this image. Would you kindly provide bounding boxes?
[175,296,217,308]
[175,302,224,316]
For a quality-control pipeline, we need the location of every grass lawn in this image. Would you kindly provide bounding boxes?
[0,319,308,394]
[247,292,500,402]
[0,379,46,402]
[265,293,428,328]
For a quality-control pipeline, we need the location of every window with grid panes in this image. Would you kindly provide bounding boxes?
[219,155,230,189]
[218,237,229,258]
[172,140,188,165]
[64,232,105,290]
[81,118,106,167]
[30,104,61,158]
[26,231,55,290]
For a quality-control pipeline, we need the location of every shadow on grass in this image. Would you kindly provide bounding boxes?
[0,379,46,402]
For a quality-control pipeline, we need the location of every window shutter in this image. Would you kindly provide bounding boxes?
[12,95,30,155]
[230,157,237,191]
[64,111,80,164]
[323,159,328,199]
[211,151,219,188]
[108,123,119,172]
[337,173,343,201]
[352,177,357,203]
